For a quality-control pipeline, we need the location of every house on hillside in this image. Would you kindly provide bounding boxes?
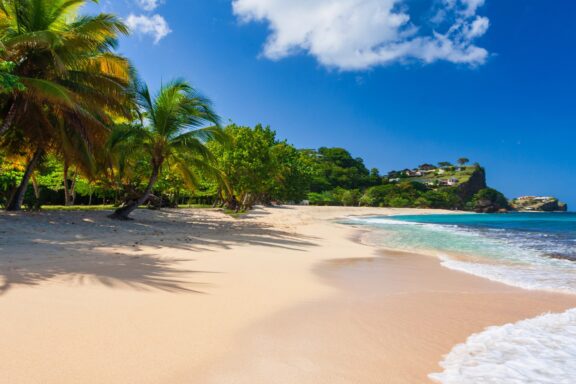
[439,178,459,186]
[403,169,420,177]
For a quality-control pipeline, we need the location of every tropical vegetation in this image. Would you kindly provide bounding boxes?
[0,0,512,217]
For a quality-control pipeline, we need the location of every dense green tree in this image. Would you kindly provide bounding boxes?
[359,182,428,208]
[209,124,275,208]
[209,124,313,209]
[470,188,510,212]
[308,147,372,192]
[417,188,462,209]
[269,143,315,203]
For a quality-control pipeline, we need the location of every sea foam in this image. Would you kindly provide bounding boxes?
[429,309,576,384]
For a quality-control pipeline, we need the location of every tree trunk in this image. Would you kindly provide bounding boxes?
[88,185,93,206]
[0,102,17,137]
[63,162,71,206]
[108,163,160,220]
[31,174,41,210]
[6,148,43,211]
[212,188,222,208]
[69,170,77,205]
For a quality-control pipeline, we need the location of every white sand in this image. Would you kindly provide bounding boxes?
[0,206,574,383]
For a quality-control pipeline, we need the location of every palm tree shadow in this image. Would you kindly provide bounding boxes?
[0,208,318,295]
[0,250,212,296]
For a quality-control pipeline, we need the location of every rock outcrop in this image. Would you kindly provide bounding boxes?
[510,196,568,212]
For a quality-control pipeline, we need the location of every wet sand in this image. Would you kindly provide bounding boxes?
[194,250,576,383]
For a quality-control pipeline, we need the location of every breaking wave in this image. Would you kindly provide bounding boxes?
[429,309,576,384]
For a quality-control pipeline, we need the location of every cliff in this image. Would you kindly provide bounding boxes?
[456,167,487,201]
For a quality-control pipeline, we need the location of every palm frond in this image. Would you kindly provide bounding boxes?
[19,77,76,107]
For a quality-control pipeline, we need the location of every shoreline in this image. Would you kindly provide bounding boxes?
[191,214,576,383]
[0,206,574,383]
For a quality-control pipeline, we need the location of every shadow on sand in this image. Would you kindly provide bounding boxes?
[0,207,317,295]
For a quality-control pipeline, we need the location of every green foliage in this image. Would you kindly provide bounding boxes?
[419,188,462,209]
[307,147,375,192]
[269,142,316,202]
[209,124,277,201]
[469,188,510,212]
[0,154,23,205]
[0,3,511,214]
[35,156,64,192]
[357,182,463,209]
[107,79,223,214]
[0,59,24,93]
[209,124,314,207]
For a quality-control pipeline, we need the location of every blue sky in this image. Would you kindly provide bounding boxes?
[87,0,576,208]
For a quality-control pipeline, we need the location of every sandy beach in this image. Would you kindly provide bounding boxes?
[1,206,575,383]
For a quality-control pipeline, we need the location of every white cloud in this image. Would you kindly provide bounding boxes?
[136,0,163,12]
[126,14,172,43]
[232,0,490,70]
[464,16,489,39]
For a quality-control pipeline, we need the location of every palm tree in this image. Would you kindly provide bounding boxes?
[107,79,226,220]
[0,0,133,210]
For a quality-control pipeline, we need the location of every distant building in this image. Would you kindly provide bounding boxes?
[439,178,459,186]
[515,196,555,201]
[516,196,554,201]
[402,169,420,177]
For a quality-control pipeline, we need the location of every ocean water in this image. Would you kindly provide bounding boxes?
[346,213,576,293]
[344,212,576,383]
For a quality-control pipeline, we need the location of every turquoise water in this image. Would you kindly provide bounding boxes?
[393,212,576,236]
[345,212,576,382]
[346,213,576,293]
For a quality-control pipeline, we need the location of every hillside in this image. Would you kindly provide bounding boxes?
[389,164,487,200]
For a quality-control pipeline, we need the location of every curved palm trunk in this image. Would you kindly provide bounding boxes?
[108,163,161,220]
[0,102,17,137]
[6,148,43,211]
